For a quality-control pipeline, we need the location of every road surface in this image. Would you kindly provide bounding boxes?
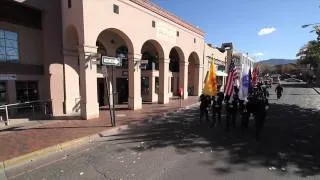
[5,82,320,180]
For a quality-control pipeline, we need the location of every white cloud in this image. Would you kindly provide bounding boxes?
[258,27,276,36]
[254,52,264,56]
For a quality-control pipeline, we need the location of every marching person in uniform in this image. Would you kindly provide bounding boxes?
[210,85,224,128]
[243,87,256,132]
[253,87,269,140]
[262,81,269,98]
[275,83,283,100]
[239,99,249,133]
[231,86,240,128]
[199,93,211,124]
[224,95,233,132]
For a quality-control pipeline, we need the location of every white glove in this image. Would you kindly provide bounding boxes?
[265,105,269,110]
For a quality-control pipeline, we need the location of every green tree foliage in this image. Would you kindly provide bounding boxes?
[297,40,320,69]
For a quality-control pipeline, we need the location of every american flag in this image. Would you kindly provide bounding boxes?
[224,60,238,96]
[252,65,260,86]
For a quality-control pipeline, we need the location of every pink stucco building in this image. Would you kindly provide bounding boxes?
[0,0,231,120]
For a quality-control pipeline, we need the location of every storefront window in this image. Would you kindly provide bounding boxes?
[0,82,7,105]
[0,29,19,63]
[16,81,39,102]
[141,76,149,95]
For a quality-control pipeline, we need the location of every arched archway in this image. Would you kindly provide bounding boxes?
[62,25,81,115]
[97,28,134,56]
[140,40,164,103]
[188,52,200,96]
[95,28,138,109]
[169,47,185,97]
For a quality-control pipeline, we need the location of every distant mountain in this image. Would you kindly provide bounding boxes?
[258,59,297,65]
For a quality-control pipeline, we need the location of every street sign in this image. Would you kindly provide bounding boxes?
[140,64,147,70]
[101,56,122,66]
[141,60,149,64]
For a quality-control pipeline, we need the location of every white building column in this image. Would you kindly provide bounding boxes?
[149,74,158,103]
[63,50,81,115]
[195,64,204,96]
[179,62,189,99]
[128,53,142,110]
[159,58,170,104]
[78,45,99,120]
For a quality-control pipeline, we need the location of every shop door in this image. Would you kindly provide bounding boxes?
[97,78,105,107]
[116,78,128,104]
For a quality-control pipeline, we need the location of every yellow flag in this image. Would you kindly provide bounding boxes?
[203,62,217,96]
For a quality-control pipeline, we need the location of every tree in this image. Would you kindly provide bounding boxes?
[297,40,320,69]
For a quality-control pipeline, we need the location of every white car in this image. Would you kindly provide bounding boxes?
[285,78,303,82]
[272,77,280,84]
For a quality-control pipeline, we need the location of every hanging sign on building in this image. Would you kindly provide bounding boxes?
[156,21,176,44]
[0,74,17,80]
[101,56,122,66]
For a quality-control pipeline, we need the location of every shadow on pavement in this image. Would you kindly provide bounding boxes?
[281,83,310,88]
[101,103,320,177]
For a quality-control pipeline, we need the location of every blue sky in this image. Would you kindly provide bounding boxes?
[152,0,320,61]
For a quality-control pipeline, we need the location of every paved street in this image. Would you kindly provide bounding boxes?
[5,82,320,180]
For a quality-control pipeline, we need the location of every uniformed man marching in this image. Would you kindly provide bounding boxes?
[239,99,249,133]
[210,85,224,128]
[199,93,211,124]
[252,86,269,140]
[224,95,234,132]
[231,86,240,128]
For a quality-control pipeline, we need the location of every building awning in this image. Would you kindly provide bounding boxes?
[216,71,228,77]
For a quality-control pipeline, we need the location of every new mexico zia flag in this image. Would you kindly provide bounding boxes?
[203,62,217,96]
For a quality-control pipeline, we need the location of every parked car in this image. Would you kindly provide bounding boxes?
[272,76,280,84]
[285,78,303,82]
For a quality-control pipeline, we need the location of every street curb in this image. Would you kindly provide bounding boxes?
[1,133,100,171]
[0,161,7,180]
[0,102,199,171]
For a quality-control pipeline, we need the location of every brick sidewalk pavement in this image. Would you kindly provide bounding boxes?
[0,97,199,162]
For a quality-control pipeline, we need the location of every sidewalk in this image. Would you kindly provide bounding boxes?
[0,97,199,162]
